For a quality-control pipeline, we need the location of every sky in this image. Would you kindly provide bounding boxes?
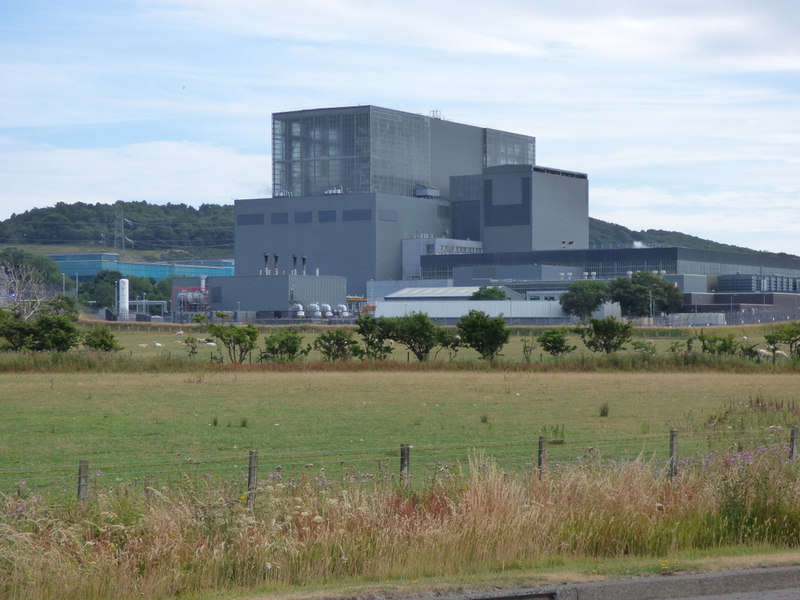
[1,1,799,254]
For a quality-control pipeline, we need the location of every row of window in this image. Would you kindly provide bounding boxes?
[237,210,373,226]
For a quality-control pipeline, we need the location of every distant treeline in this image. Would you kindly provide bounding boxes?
[0,201,234,259]
[0,200,780,258]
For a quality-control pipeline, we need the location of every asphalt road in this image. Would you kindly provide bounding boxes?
[674,590,800,600]
[411,565,800,600]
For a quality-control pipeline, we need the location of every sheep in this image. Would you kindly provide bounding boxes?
[205,342,217,347]
[137,343,148,348]
[175,330,184,336]
[757,348,773,360]
[774,350,790,360]
[153,341,164,348]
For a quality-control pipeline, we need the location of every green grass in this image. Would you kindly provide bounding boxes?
[3,323,800,600]
[3,370,800,494]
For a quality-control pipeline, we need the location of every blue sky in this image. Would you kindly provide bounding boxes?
[2,1,799,254]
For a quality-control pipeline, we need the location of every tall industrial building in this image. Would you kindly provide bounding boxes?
[236,105,588,296]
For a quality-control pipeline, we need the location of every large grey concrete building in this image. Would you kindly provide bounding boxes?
[236,105,588,297]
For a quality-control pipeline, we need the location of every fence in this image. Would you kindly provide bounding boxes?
[3,427,798,503]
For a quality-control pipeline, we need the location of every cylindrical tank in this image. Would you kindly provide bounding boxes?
[336,304,351,318]
[306,303,321,318]
[291,303,305,318]
[320,303,333,318]
[118,278,130,320]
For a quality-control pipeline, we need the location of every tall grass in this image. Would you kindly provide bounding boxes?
[0,348,793,374]
[3,447,800,600]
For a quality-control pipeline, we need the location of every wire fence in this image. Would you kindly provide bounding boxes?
[3,427,797,501]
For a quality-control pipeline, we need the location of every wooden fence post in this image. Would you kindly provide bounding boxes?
[247,450,258,507]
[400,444,410,479]
[669,430,678,480]
[537,435,547,479]
[791,427,798,460]
[78,460,89,503]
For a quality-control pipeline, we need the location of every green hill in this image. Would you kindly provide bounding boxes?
[0,202,794,260]
[588,217,775,256]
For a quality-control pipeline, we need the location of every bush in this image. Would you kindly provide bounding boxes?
[313,330,363,362]
[0,311,80,352]
[575,317,633,354]
[456,310,509,360]
[537,329,576,358]
[355,315,394,360]
[383,313,440,362]
[261,328,310,363]
[83,325,123,352]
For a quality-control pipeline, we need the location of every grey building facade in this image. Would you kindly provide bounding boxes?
[172,274,346,319]
[236,105,588,298]
[271,105,536,199]
[235,192,451,296]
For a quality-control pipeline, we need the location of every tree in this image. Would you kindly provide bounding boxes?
[83,325,123,352]
[384,313,441,362]
[206,321,259,363]
[559,280,609,321]
[766,322,800,357]
[313,330,362,362]
[434,327,463,361]
[608,271,683,318]
[355,314,394,360]
[456,310,510,360]
[0,251,50,320]
[261,328,310,362]
[470,286,506,300]
[79,270,123,309]
[574,316,633,354]
[537,329,576,358]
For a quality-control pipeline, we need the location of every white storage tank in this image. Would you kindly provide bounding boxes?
[118,278,130,320]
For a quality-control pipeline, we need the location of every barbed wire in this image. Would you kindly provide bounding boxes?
[2,427,795,494]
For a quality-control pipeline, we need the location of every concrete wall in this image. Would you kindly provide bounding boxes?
[173,274,346,314]
[532,167,589,250]
[429,118,485,196]
[235,193,450,297]
[374,299,569,320]
[480,165,534,253]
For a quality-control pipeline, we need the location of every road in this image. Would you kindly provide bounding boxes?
[674,589,800,600]
[410,565,800,600]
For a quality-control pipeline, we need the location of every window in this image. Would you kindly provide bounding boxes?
[319,210,336,222]
[237,213,264,226]
[294,211,312,223]
[343,208,372,221]
[271,212,289,225]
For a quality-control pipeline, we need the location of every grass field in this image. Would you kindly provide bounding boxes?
[3,324,800,600]
[3,368,800,495]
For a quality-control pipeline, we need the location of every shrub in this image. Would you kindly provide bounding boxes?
[456,310,509,360]
[355,314,394,360]
[83,325,123,352]
[313,330,363,361]
[261,328,310,362]
[574,317,633,354]
[537,328,576,358]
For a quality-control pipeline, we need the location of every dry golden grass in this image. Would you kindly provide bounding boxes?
[3,446,800,600]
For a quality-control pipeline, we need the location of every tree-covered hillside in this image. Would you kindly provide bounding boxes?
[0,202,793,259]
[0,201,233,259]
[588,217,774,256]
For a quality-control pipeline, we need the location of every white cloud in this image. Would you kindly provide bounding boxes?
[2,1,799,257]
[0,141,269,218]
[591,185,800,254]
